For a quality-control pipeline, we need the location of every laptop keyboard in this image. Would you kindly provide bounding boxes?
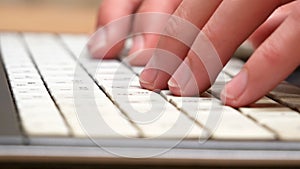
[1,33,300,141]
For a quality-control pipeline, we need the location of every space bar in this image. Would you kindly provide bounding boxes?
[0,54,24,144]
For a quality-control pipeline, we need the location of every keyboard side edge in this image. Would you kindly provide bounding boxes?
[0,35,24,145]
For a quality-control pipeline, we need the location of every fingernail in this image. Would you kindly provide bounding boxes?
[168,60,192,95]
[221,68,248,103]
[139,69,158,88]
[168,78,178,88]
[168,77,182,95]
[89,27,107,57]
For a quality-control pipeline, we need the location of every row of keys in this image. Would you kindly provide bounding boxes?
[161,91,275,140]
[61,34,284,140]
[223,57,300,111]
[4,32,299,141]
[60,34,300,141]
[61,35,206,139]
[269,82,300,111]
[240,97,300,140]
[24,33,139,138]
[222,56,300,140]
[0,33,69,136]
[129,46,300,140]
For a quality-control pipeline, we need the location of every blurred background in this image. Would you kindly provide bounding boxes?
[0,0,102,33]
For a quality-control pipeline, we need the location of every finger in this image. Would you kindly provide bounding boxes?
[249,1,296,49]
[221,3,300,107]
[167,0,293,96]
[139,0,222,90]
[88,0,142,59]
[124,0,182,66]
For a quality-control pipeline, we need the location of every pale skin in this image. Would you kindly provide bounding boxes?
[90,0,300,107]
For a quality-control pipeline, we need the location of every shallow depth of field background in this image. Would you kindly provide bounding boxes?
[0,0,102,33]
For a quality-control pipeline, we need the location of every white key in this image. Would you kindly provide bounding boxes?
[263,118,300,140]
[214,71,232,84]
[251,97,280,105]
[72,102,139,138]
[210,107,275,140]
[161,91,219,111]
[223,58,245,77]
[128,103,206,139]
[180,102,275,140]
[19,107,69,136]
[22,120,69,136]
[240,106,300,140]
[60,104,138,138]
[240,107,299,122]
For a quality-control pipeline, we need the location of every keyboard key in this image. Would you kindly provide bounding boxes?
[210,72,231,98]
[19,108,69,136]
[209,107,275,140]
[278,97,300,110]
[240,107,299,121]
[60,102,139,138]
[269,82,300,98]
[129,103,207,139]
[223,58,245,77]
[268,82,300,111]
[161,90,220,112]
[264,118,300,140]
[214,72,232,84]
[240,106,300,140]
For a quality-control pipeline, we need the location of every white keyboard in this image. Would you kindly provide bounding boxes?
[1,33,300,141]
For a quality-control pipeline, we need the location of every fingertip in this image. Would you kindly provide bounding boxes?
[139,68,158,90]
[168,78,182,96]
[220,88,239,108]
[140,68,171,91]
[220,68,249,108]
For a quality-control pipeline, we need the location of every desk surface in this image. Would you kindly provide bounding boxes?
[0,2,99,33]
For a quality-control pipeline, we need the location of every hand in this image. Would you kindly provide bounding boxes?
[91,0,300,107]
[89,0,182,65]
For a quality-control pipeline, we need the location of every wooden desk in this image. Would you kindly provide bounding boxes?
[0,1,100,33]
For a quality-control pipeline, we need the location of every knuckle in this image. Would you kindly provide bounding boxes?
[164,16,183,37]
[202,23,218,48]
